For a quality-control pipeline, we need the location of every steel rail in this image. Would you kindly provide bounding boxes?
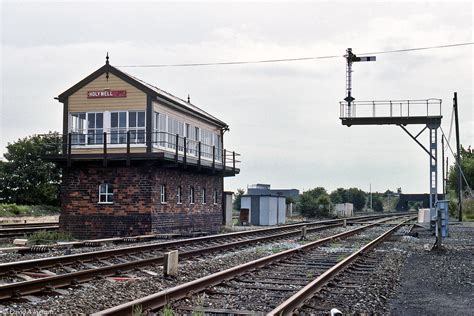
[92,215,411,316]
[0,226,59,237]
[0,223,343,300]
[0,222,58,228]
[0,213,399,274]
[268,216,416,315]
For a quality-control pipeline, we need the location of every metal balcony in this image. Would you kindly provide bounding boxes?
[40,131,241,176]
[340,99,442,126]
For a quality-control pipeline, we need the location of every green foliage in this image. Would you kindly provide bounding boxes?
[447,146,473,195]
[286,196,297,205]
[299,187,332,217]
[162,304,174,316]
[329,187,367,211]
[0,204,60,217]
[0,133,61,206]
[372,195,384,212]
[28,230,73,245]
[132,304,143,316]
[346,188,367,211]
[232,188,245,210]
[329,188,347,204]
[462,199,474,221]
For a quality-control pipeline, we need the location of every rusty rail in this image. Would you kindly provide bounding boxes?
[93,215,412,316]
[268,216,416,315]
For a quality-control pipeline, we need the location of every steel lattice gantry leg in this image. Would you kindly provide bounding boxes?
[429,125,439,211]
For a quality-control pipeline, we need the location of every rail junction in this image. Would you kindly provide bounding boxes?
[94,215,415,315]
[0,214,408,302]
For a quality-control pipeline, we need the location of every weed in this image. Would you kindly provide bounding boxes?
[306,271,314,279]
[162,304,174,316]
[28,230,74,245]
[191,293,206,316]
[255,247,266,255]
[0,204,60,217]
[337,254,348,261]
[329,242,342,249]
[132,304,143,316]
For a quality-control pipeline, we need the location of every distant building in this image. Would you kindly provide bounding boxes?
[241,195,286,226]
[247,184,299,199]
[333,203,354,217]
[240,184,299,225]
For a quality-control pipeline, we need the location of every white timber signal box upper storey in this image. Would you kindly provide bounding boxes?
[55,59,238,173]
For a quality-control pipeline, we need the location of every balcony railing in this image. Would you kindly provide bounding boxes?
[339,99,442,119]
[41,130,241,173]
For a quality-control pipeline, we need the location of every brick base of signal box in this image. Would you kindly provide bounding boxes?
[59,162,223,239]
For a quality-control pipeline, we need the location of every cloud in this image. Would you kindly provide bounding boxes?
[1,2,472,194]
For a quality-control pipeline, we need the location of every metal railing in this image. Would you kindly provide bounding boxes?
[339,99,442,119]
[40,130,241,171]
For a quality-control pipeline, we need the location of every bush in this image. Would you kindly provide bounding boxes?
[299,187,332,217]
[462,198,474,221]
[28,230,73,245]
[0,204,60,217]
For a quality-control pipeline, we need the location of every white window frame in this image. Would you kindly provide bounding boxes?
[154,111,168,147]
[98,183,114,204]
[177,186,182,204]
[129,111,146,144]
[201,188,206,204]
[160,184,167,204]
[69,112,87,145]
[190,186,195,204]
[87,112,104,145]
[69,110,148,148]
[110,111,128,144]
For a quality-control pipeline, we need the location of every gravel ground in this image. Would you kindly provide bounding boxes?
[0,223,304,263]
[0,237,188,264]
[297,221,473,315]
[388,221,474,315]
[299,225,412,315]
[0,226,348,314]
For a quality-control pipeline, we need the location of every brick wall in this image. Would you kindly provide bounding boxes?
[60,162,223,239]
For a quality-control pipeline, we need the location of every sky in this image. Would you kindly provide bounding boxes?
[0,1,473,194]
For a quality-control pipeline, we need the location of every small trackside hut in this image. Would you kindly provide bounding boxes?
[45,56,240,239]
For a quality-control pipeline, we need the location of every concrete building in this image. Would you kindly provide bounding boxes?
[241,195,286,226]
[43,57,240,238]
[333,203,354,217]
[246,184,299,217]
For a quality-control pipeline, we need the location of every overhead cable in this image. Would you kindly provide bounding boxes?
[117,42,473,68]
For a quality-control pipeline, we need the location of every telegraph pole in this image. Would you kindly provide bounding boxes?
[445,157,449,195]
[453,92,462,221]
[442,137,445,195]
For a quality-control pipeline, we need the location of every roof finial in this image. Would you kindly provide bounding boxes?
[187,94,190,103]
[105,52,110,81]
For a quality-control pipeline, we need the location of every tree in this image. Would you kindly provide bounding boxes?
[372,195,384,212]
[346,188,367,211]
[299,187,331,217]
[233,188,245,210]
[0,133,61,206]
[329,188,348,204]
[447,146,473,196]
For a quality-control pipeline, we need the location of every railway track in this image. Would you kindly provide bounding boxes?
[0,223,59,238]
[93,215,415,315]
[0,214,402,300]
